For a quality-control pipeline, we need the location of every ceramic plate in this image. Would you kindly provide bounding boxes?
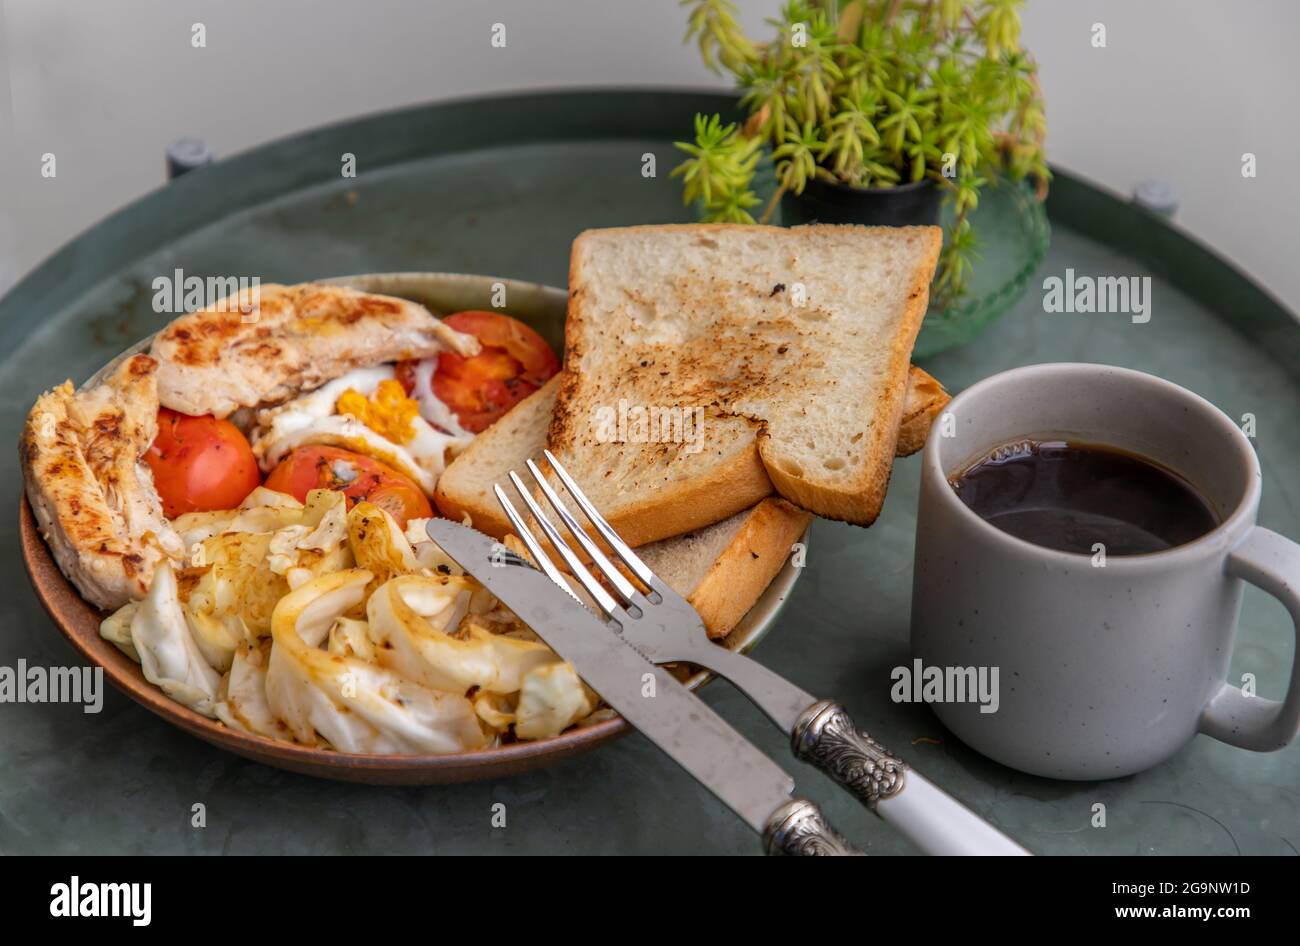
[19,272,805,784]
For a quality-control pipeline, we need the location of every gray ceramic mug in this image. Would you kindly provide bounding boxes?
[910,363,1300,779]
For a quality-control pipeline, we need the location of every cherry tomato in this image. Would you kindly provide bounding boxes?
[397,311,560,433]
[146,409,262,518]
[264,445,432,527]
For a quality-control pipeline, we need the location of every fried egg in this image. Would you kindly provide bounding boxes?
[406,356,473,438]
[250,366,472,494]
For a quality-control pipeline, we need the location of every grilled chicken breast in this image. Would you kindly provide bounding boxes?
[150,282,480,418]
[21,355,184,610]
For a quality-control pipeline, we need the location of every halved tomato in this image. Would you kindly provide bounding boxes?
[397,311,560,433]
[146,409,262,518]
[264,445,432,527]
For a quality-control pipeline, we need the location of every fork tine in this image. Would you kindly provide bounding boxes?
[541,449,661,594]
[492,484,583,607]
[505,471,623,618]
[524,457,642,605]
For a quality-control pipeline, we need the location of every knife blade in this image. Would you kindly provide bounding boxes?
[426,518,799,834]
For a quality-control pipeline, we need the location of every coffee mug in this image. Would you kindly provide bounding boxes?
[910,362,1300,779]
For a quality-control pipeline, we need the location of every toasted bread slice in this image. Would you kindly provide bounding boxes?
[895,363,948,457]
[435,365,948,540]
[636,498,812,639]
[545,224,942,546]
[496,497,811,640]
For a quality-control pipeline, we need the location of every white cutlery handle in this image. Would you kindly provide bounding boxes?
[875,772,1029,856]
[791,700,1030,856]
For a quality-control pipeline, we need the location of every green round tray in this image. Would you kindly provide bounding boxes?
[1,89,1297,854]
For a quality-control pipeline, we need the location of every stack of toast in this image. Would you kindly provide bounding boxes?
[435,223,947,638]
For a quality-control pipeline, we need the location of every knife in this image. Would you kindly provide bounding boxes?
[427,518,861,855]
[586,540,1032,857]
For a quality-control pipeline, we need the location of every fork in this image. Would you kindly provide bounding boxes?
[493,449,1030,856]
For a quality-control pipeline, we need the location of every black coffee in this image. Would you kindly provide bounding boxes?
[950,440,1219,556]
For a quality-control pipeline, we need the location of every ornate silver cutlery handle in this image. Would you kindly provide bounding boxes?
[674,643,1029,854]
[763,799,862,856]
[792,700,1030,856]
[792,700,907,807]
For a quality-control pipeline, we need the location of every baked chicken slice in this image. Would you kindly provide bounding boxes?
[21,354,183,611]
[150,282,480,418]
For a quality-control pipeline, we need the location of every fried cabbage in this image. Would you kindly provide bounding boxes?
[99,601,140,662]
[215,641,286,740]
[129,561,222,717]
[347,501,423,585]
[515,662,599,740]
[265,569,489,754]
[366,575,559,695]
[101,488,604,752]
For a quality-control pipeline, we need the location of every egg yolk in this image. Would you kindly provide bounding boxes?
[335,379,421,444]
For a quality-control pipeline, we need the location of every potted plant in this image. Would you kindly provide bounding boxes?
[673,0,1049,305]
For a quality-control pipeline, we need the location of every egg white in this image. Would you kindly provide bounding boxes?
[251,366,472,494]
[408,356,473,438]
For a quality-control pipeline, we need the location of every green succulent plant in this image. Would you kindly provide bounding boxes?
[672,0,1049,306]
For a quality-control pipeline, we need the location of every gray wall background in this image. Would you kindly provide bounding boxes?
[1,0,1297,308]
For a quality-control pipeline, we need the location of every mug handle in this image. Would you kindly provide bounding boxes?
[1199,527,1300,750]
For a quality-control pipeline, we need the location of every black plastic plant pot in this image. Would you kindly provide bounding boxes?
[781,175,942,227]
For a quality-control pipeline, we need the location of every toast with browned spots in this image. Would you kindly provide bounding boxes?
[436,364,948,540]
[543,224,942,546]
[635,498,813,639]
